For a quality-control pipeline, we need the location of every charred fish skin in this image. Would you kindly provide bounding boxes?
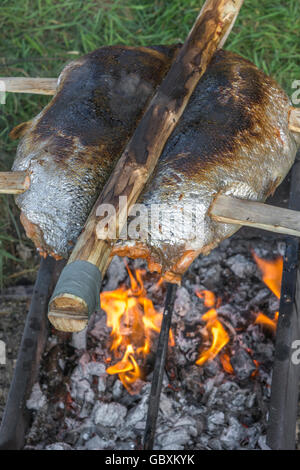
[113,50,299,280]
[12,45,180,257]
[12,46,299,280]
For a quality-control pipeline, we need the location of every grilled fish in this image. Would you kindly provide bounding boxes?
[12,45,299,281]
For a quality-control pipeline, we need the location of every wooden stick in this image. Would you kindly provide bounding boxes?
[3,73,299,137]
[0,77,57,95]
[48,0,245,332]
[289,108,300,133]
[0,171,30,194]
[210,194,300,237]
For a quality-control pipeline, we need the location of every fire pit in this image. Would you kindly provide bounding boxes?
[17,229,296,449]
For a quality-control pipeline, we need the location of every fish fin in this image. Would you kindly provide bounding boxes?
[9,121,32,140]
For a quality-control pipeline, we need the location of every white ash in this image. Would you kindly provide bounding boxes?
[226,255,256,278]
[92,401,127,427]
[71,327,88,351]
[23,236,283,450]
[26,383,47,411]
[102,256,128,292]
[45,442,73,450]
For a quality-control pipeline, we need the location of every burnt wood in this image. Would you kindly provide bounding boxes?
[48,0,244,332]
[267,152,300,450]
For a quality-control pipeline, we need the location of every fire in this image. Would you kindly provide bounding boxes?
[253,252,283,333]
[252,252,283,299]
[254,312,279,334]
[195,290,230,368]
[194,252,283,373]
[100,265,173,394]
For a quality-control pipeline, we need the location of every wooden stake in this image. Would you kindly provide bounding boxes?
[0,171,30,194]
[48,0,245,332]
[210,194,300,237]
[3,74,299,137]
[289,108,300,133]
[0,77,57,95]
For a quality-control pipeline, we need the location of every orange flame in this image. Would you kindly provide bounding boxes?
[195,290,230,369]
[253,252,283,334]
[100,266,173,394]
[252,253,283,299]
[254,311,279,334]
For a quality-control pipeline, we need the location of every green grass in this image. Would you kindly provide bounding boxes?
[0,0,299,285]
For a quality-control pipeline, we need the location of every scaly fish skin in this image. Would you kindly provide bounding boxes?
[12,46,299,280]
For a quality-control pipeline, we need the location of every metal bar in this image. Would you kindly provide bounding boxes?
[267,154,300,450]
[143,283,177,450]
[0,257,65,450]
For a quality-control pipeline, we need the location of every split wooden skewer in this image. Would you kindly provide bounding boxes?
[289,108,300,133]
[46,0,245,332]
[209,194,300,238]
[0,171,30,194]
[2,167,299,238]
[2,75,300,134]
[0,77,57,95]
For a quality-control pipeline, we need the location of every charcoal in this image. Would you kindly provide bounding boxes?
[84,435,115,450]
[201,264,222,290]
[207,411,225,428]
[112,379,124,400]
[85,362,106,378]
[159,393,175,418]
[220,417,245,450]
[71,378,95,404]
[71,327,87,350]
[203,360,221,377]
[125,396,148,428]
[45,442,73,450]
[174,287,191,318]
[231,349,257,381]
[226,255,256,279]
[208,438,223,450]
[158,427,191,448]
[258,435,271,450]
[102,256,127,291]
[23,237,282,450]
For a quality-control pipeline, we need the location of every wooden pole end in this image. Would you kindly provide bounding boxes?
[48,313,88,333]
[48,294,89,332]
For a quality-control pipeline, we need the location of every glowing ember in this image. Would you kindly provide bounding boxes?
[195,290,230,368]
[254,312,279,334]
[252,252,283,299]
[220,353,234,374]
[100,265,173,394]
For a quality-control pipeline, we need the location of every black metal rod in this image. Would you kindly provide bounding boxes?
[143,282,177,450]
[267,155,300,450]
[0,257,65,450]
